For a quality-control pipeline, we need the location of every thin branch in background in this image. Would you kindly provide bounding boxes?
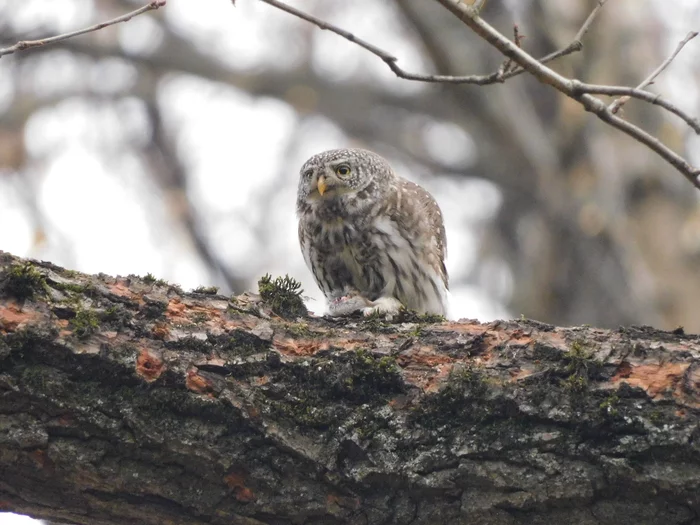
[609,30,699,114]
[471,0,488,12]
[575,82,700,133]
[513,24,525,48]
[501,24,526,75]
[434,0,700,187]
[258,0,499,85]
[259,0,603,85]
[259,0,700,188]
[531,0,608,68]
[0,1,166,58]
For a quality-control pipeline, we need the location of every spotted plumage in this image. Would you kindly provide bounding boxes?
[296,148,448,317]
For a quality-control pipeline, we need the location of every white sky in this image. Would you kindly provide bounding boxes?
[0,514,41,525]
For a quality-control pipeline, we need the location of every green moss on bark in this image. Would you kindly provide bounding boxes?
[1,263,48,300]
[258,274,307,318]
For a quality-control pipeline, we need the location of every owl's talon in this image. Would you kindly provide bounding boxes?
[362,296,403,321]
[328,293,371,316]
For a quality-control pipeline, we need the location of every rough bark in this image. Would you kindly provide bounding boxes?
[0,251,699,525]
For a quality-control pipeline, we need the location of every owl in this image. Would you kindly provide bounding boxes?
[296,148,448,317]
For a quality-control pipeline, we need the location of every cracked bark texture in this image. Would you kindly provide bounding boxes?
[0,251,699,525]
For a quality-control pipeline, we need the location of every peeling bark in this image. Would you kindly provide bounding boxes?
[0,251,699,525]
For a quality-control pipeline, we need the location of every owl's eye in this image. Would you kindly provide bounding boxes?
[335,165,351,177]
[303,170,313,180]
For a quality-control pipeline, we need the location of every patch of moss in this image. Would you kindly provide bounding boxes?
[598,393,620,417]
[1,263,47,300]
[258,274,307,319]
[270,350,403,429]
[648,408,663,426]
[193,285,219,295]
[191,312,210,324]
[412,367,490,428]
[140,299,167,320]
[395,308,446,324]
[353,404,390,441]
[52,282,85,294]
[360,310,393,333]
[341,349,403,399]
[141,273,169,286]
[558,340,604,398]
[287,322,313,338]
[71,309,100,339]
[213,330,270,356]
[275,397,342,428]
[168,283,184,295]
[531,342,563,362]
[165,335,211,353]
[407,325,423,338]
[569,340,604,373]
[2,326,60,371]
[165,330,270,358]
[561,374,588,395]
[51,281,98,298]
[102,304,133,330]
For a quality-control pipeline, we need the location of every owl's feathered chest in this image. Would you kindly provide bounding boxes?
[299,199,387,294]
[306,209,371,275]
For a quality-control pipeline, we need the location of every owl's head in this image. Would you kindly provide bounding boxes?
[296,148,393,210]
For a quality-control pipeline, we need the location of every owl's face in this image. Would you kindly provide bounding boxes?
[296,148,392,210]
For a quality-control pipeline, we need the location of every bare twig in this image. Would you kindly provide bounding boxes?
[0,1,166,58]
[531,0,608,69]
[609,31,699,114]
[577,82,700,133]
[492,0,609,81]
[471,0,488,12]
[500,24,525,75]
[260,0,700,186]
[434,0,700,187]
[259,0,504,84]
[258,0,601,86]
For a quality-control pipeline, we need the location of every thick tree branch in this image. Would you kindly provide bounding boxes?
[1,252,699,525]
[0,1,166,58]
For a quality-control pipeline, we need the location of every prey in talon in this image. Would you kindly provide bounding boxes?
[296,148,449,319]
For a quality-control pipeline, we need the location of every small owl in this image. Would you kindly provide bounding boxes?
[297,148,448,317]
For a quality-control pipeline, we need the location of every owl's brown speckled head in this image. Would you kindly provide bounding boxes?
[296,148,394,212]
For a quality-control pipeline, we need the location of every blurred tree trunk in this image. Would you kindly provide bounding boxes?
[1,252,699,525]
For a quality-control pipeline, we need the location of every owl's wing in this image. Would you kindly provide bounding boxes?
[298,220,314,282]
[393,179,448,289]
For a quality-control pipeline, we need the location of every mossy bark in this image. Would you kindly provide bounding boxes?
[0,251,699,525]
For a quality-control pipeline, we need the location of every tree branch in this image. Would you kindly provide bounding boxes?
[497,0,608,80]
[258,0,700,188]
[1,252,699,524]
[433,0,700,187]
[0,1,166,58]
[259,0,603,85]
[609,30,699,114]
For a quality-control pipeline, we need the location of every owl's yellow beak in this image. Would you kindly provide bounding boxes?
[317,175,327,196]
